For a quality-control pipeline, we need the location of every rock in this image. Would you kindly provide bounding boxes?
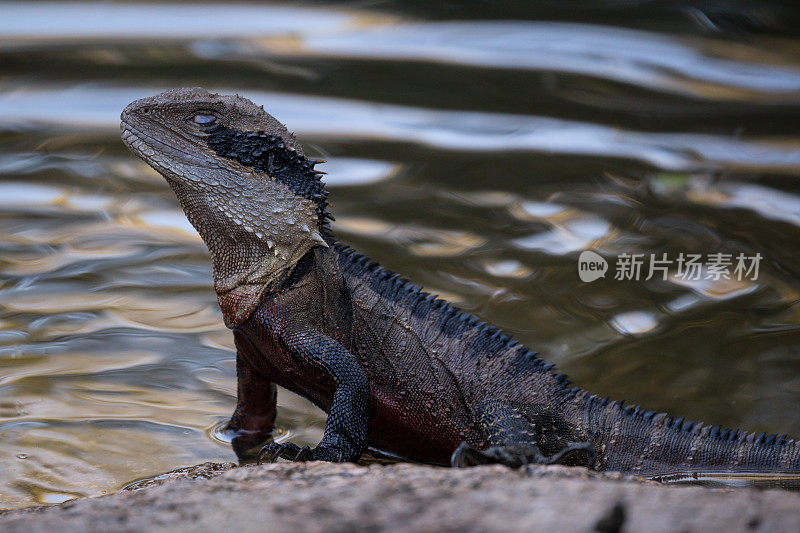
[1,462,799,532]
[122,462,237,491]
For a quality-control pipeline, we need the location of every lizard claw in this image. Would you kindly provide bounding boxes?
[257,442,345,464]
[293,445,313,462]
[451,442,490,467]
[257,442,302,464]
[450,441,596,469]
[544,441,596,468]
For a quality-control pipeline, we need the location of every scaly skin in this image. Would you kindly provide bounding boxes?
[121,88,800,480]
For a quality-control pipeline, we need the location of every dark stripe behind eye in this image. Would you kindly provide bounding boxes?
[205,126,328,221]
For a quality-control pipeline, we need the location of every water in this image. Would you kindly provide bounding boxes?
[1,1,800,509]
[650,471,800,491]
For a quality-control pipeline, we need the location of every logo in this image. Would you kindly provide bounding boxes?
[577,251,761,282]
[578,250,608,282]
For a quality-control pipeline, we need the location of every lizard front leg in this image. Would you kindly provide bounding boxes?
[225,334,278,462]
[259,326,370,464]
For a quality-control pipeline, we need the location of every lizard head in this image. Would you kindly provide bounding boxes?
[121,88,330,325]
[120,87,330,233]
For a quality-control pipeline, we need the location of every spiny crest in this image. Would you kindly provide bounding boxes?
[581,391,795,448]
[206,127,332,227]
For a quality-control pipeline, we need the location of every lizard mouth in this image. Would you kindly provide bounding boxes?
[120,119,221,177]
[120,121,164,163]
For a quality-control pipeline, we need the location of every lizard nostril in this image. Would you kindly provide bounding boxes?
[142,106,150,114]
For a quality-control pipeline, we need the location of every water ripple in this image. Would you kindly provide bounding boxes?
[2,87,798,173]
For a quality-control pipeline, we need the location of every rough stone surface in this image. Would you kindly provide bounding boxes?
[2,462,800,532]
[121,462,237,491]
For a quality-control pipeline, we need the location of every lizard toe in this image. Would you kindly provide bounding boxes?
[257,442,302,464]
[544,441,596,468]
[451,442,494,467]
[308,445,346,463]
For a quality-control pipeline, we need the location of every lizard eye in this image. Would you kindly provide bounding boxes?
[192,114,218,125]
[186,112,222,134]
[192,115,218,126]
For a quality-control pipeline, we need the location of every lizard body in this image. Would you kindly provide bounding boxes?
[121,88,800,479]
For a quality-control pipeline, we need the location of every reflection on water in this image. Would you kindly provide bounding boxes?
[1,0,800,509]
[652,471,800,491]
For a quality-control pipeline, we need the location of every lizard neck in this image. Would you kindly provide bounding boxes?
[166,177,320,328]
